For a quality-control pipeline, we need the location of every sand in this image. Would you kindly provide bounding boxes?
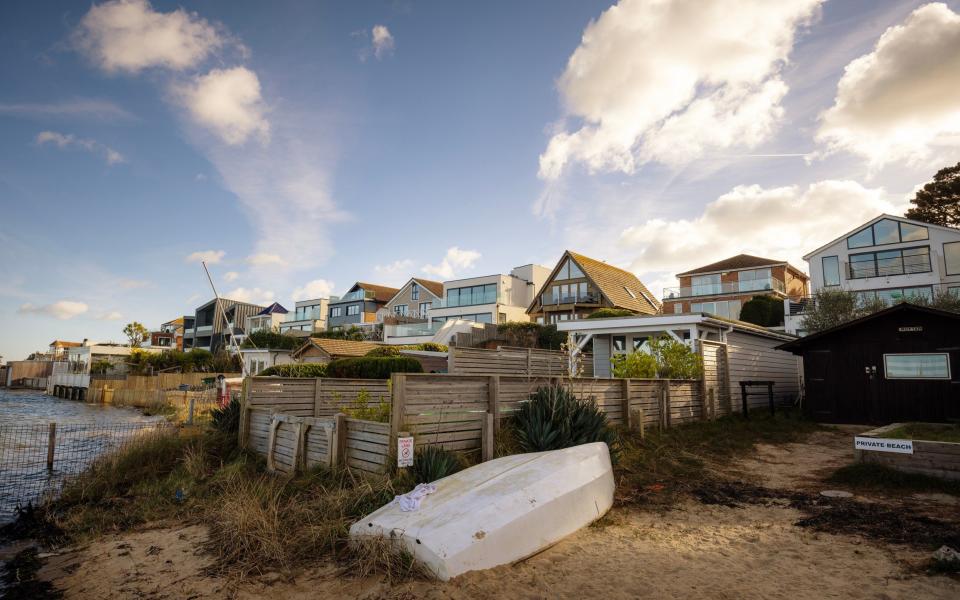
[33,427,960,599]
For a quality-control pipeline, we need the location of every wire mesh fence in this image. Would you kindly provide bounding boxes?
[0,420,176,522]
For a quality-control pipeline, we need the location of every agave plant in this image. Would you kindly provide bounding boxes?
[513,385,619,457]
[409,445,463,484]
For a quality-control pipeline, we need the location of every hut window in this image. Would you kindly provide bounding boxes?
[883,353,950,380]
[612,336,626,353]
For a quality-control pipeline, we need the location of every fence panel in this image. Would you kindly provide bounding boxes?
[315,379,390,417]
[247,378,316,416]
[666,381,703,424]
[449,347,593,378]
[399,374,489,453]
[345,418,390,474]
[628,380,662,427]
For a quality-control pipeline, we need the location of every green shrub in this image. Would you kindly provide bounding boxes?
[408,445,463,484]
[340,389,391,422]
[311,326,367,341]
[242,330,302,350]
[513,385,618,456]
[326,356,423,379]
[610,351,657,378]
[211,398,242,434]
[496,321,567,350]
[365,346,401,357]
[586,308,636,319]
[259,363,328,377]
[365,343,449,358]
[738,295,784,327]
[610,335,702,379]
[412,342,447,352]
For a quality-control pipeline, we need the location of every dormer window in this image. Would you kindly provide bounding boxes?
[847,219,928,249]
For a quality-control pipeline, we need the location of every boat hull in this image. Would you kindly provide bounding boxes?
[349,442,615,580]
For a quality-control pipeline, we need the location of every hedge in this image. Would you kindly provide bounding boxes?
[258,363,328,377]
[326,356,423,379]
[365,343,449,358]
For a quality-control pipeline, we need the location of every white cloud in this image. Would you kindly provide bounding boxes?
[0,99,135,121]
[185,249,225,264]
[177,67,270,145]
[223,271,239,282]
[36,130,125,165]
[619,180,910,296]
[224,287,274,305]
[816,3,960,171]
[18,300,89,320]
[245,252,286,267]
[72,0,223,74]
[539,0,821,181]
[373,259,415,286]
[371,25,395,59]
[292,279,336,301]
[422,247,481,280]
[97,311,124,321]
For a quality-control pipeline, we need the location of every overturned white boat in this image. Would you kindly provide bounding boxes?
[349,442,615,581]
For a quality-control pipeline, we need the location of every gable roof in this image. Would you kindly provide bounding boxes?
[777,303,960,353]
[292,338,382,359]
[529,250,659,314]
[50,340,82,349]
[386,278,444,306]
[339,282,400,304]
[256,302,289,315]
[676,253,804,277]
[802,213,960,260]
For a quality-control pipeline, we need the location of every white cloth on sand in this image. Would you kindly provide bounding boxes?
[396,483,437,512]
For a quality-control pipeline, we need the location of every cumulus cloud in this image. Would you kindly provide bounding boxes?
[292,279,336,301]
[816,3,960,170]
[371,25,395,59]
[224,287,274,305]
[176,67,270,145]
[223,271,239,282]
[245,252,285,267]
[72,0,223,74]
[18,300,89,320]
[538,0,821,181]
[36,130,125,165]
[619,180,910,296]
[185,249,225,264]
[0,99,135,121]
[422,247,481,280]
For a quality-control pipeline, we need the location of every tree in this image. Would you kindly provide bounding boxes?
[610,335,702,379]
[739,295,784,327]
[123,321,149,347]
[905,161,960,227]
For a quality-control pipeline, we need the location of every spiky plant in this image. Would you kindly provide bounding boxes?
[513,384,619,457]
[408,445,462,484]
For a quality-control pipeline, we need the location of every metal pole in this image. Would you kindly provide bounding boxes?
[202,261,250,378]
[47,423,56,471]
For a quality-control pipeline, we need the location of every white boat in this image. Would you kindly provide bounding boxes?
[349,442,615,581]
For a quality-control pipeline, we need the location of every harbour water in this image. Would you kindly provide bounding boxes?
[0,388,166,522]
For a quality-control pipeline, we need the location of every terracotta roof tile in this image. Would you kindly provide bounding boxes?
[567,251,660,314]
[677,254,788,276]
[412,278,444,298]
[354,282,401,303]
[294,338,382,358]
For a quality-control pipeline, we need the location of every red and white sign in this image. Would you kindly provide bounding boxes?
[398,436,414,467]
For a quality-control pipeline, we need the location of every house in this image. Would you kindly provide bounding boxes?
[48,340,163,393]
[156,318,184,351]
[182,298,265,353]
[245,302,289,335]
[327,282,399,331]
[291,338,383,364]
[432,264,551,326]
[279,297,330,335]
[527,251,659,323]
[788,214,960,335]
[777,304,960,424]
[557,313,800,405]
[242,347,296,375]
[48,340,82,359]
[662,254,809,321]
[383,278,444,320]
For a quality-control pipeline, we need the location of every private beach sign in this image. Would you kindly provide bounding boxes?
[854,436,913,454]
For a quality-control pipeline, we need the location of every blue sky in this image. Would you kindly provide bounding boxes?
[2,0,959,360]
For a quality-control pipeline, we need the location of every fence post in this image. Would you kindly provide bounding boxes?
[448,347,456,374]
[637,407,645,440]
[708,388,716,421]
[481,413,494,462]
[621,378,632,429]
[526,348,532,377]
[487,375,500,437]
[768,382,775,416]
[46,423,56,472]
[333,413,348,468]
[313,378,323,418]
[238,377,251,449]
[389,374,407,445]
[740,382,749,419]
[266,416,281,472]
[187,396,196,425]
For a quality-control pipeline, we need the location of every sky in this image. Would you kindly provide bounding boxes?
[2,0,960,360]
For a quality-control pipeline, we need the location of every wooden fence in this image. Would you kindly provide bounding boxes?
[448,346,594,378]
[88,372,241,392]
[244,377,390,417]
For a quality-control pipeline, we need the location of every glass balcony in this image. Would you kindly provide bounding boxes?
[540,292,600,306]
[663,278,785,299]
[337,290,376,302]
[388,322,443,338]
[432,290,501,308]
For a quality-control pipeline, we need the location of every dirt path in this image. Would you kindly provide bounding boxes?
[730,427,860,491]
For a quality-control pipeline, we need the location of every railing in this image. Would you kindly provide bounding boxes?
[337,290,376,302]
[432,291,503,308]
[386,322,443,338]
[845,255,932,280]
[539,293,600,306]
[785,284,957,316]
[663,278,785,299]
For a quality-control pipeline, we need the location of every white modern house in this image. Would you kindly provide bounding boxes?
[786,214,960,335]
[48,340,162,393]
[242,347,296,375]
[279,297,330,335]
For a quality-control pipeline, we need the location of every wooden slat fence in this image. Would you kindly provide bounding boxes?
[245,377,390,418]
[88,372,241,392]
[449,346,594,378]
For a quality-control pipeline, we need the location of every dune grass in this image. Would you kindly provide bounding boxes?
[882,423,960,443]
[826,463,960,496]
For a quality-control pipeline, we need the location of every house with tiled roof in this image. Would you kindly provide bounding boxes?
[662,253,809,321]
[527,251,660,324]
[245,302,289,335]
[327,282,400,330]
[48,340,82,359]
[383,278,444,320]
[291,338,383,364]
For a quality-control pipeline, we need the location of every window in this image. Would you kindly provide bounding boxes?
[847,226,874,249]
[411,283,420,300]
[691,274,721,296]
[447,284,497,307]
[419,302,431,317]
[848,246,931,279]
[347,305,360,316]
[950,286,960,297]
[691,300,741,319]
[556,258,585,280]
[883,353,950,380]
[847,218,928,249]
[738,268,772,292]
[822,256,841,286]
[330,306,343,318]
[499,312,507,324]
[624,286,637,299]
[394,304,408,316]
[612,336,626,353]
[674,303,683,314]
[945,242,960,276]
[900,222,929,242]
[632,337,648,351]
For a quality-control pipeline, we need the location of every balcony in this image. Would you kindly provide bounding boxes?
[195,325,213,333]
[539,293,601,307]
[663,278,785,300]
[337,290,376,302]
[432,291,502,308]
[387,322,443,338]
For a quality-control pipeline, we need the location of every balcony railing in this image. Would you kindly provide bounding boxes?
[387,322,443,338]
[539,293,601,307]
[663,278,785,300]
[432,291,503,308]
[337,290,376,302]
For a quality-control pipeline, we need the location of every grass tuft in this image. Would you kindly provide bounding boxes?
[826,463,960,496]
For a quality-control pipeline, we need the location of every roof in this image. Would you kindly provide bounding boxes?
[412,278,444,298]
[162,317,184,327]
[802,213,960,260]
[536,251,659,314]
[256,302,289,315]
[333,282,400,304]
[676,254,805,278]
[777,303,960,353]
[292,338,382,359]
[555,312,796,342]
[50,340,82,348]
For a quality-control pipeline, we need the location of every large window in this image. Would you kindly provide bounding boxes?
[691,274,721,296]
[945,242,960,276]
[856,286,933,305]
[411,283,420,300]
[550,281,590,304]
[883,354,950,380]
[330,306,343,318]
[394,304,408,316]
[419,302,431,317]
[446,283,497,307]
[347,304,360,316]
[848,246,931,279]
[432,312,493,324]
[738,268,773,292]
[822,256,841,286]
[847,218,929,249]
[555,258,585,280]
[691,299,741,319]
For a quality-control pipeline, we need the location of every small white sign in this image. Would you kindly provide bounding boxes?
[397,436,415,467]
[855,436,914,454]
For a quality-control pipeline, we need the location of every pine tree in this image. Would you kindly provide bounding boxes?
[905,162,960,227]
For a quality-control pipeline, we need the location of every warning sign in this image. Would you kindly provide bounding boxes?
[398,436,414,467]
